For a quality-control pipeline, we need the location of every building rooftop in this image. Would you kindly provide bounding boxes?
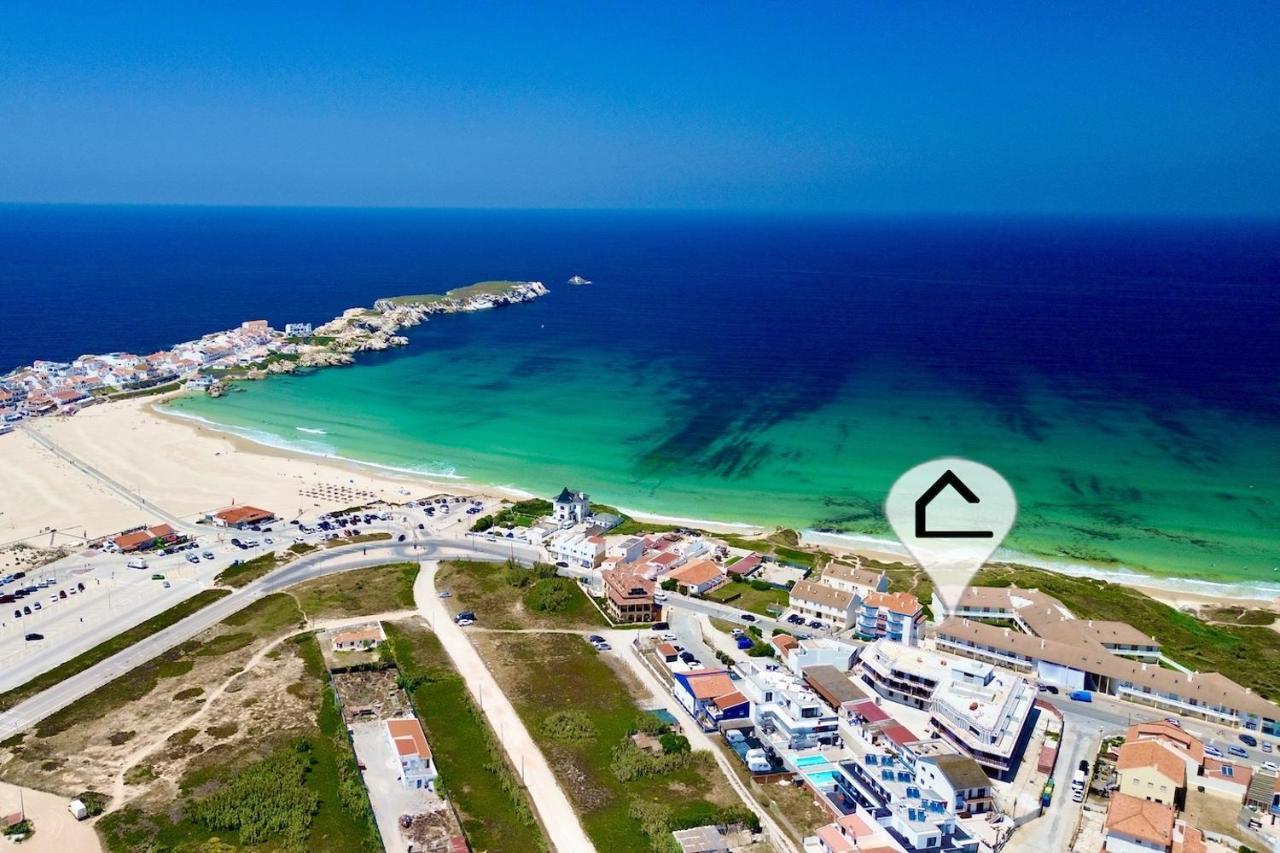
[802,665,866,708]
[333,626,382,647]
[1125,722,1205,764]
[862,590,923,617]
[680,669,737,700]
[790,579,854,610]
[1105,793,1174,847]
[1117,740,1187,786]
[387,717,431,760]
[822,562,885,589]
[669,560,722,586]
[929,753,991,791]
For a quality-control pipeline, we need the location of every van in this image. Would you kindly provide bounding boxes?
[127,557,148,570]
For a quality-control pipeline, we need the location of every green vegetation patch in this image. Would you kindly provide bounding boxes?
[437,560,607,630]
[704,577,789,617]
[478,632,743,851]
[97,634,378,853]
[384,621,545,852]
[215,551,280,588]
[0,589,230,713]
[290,562,419,619]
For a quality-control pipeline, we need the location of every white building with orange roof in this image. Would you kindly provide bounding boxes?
[1103,792,1175,853]
[1116,739,1186,806]
[667,559,725,595]
[856,591,925,645]
[386,716,436,791]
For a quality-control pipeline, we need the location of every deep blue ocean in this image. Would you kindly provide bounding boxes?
[4,204,1279,585]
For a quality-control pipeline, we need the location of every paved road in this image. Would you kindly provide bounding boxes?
[413,562,595,853]
[0,534,534,740]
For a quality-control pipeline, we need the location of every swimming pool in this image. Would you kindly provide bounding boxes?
[806,769,840,786]
[794,755,829,768]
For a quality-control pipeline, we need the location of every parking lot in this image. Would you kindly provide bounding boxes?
[0,499,445,692]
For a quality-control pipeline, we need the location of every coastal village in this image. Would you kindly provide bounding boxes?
[0,280,548,428]
[0,282,1276,852]
[0,471,1277,853]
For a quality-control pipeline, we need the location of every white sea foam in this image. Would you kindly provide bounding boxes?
[295,426,327,435]
[160,405,1280,601]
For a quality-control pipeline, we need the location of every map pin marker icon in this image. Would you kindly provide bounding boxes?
[885,457,1017,615]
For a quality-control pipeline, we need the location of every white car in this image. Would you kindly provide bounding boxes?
[654,592,668,602]
[456,618,474,627]
[1263,761,1279,773]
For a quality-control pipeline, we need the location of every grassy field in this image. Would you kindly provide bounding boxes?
[381,280,524,305]
[436,560,608,630]
[0,588,230,713]
[214,551,279,588]
[473,632,749,852]
[384,621,546,852]
[97,631,380,853]
[289,562,419,619]
[960,564,1280,700]
[35,593,304,738]
[704,580,789,617]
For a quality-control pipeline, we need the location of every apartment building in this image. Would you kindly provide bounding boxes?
[857,591,925,645]
[735,660,839,749]
[858,640,1035,778]
[789,579,858,629]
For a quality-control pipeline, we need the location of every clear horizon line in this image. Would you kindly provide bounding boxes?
[0,199,1277,223]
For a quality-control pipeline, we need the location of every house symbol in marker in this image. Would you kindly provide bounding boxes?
[914,469,994,539]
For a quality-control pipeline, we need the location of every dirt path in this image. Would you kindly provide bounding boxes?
[105,610,416,813]
[413,561,596,853]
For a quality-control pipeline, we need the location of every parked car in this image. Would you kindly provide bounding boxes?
[1263,761,1280,773]
[76,581,85,592]
[1068,690,1092,702]
[1204,744,1223,758]
[740,614,756,622]
[163,581,171,588]
[13,609,20,619]
[1263,742,1273,753]
[1078,759,1090,773]
[186,554,200,564]
[1239,734,1259,747]
[1228,745,1249,758]
[24,633,43,641]
[438,590,452,598]
[588,635,606,644]
[202,551,215,560]
[651,622,669,631]
[59,590,67,599]
[22,606,31,615]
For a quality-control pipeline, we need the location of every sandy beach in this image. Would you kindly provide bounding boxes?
[0,393,1274,616]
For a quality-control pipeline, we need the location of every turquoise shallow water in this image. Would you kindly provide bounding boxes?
[166,288,1280,592]
[140,212,1279,593]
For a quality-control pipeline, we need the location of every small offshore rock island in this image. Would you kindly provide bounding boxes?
[0,279,549,409]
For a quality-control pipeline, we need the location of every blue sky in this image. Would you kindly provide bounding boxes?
[2,2,1277,214]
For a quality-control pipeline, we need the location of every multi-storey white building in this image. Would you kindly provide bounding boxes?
[858,640,1035,779]
[735,659,839,749]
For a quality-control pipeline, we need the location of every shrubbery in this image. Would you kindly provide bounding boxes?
[542,710,596,743]
[188,740,320,847]
[525,577,574,612]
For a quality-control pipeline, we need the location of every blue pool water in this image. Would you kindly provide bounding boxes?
[806,769,840,786]
[794,755,830,768]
